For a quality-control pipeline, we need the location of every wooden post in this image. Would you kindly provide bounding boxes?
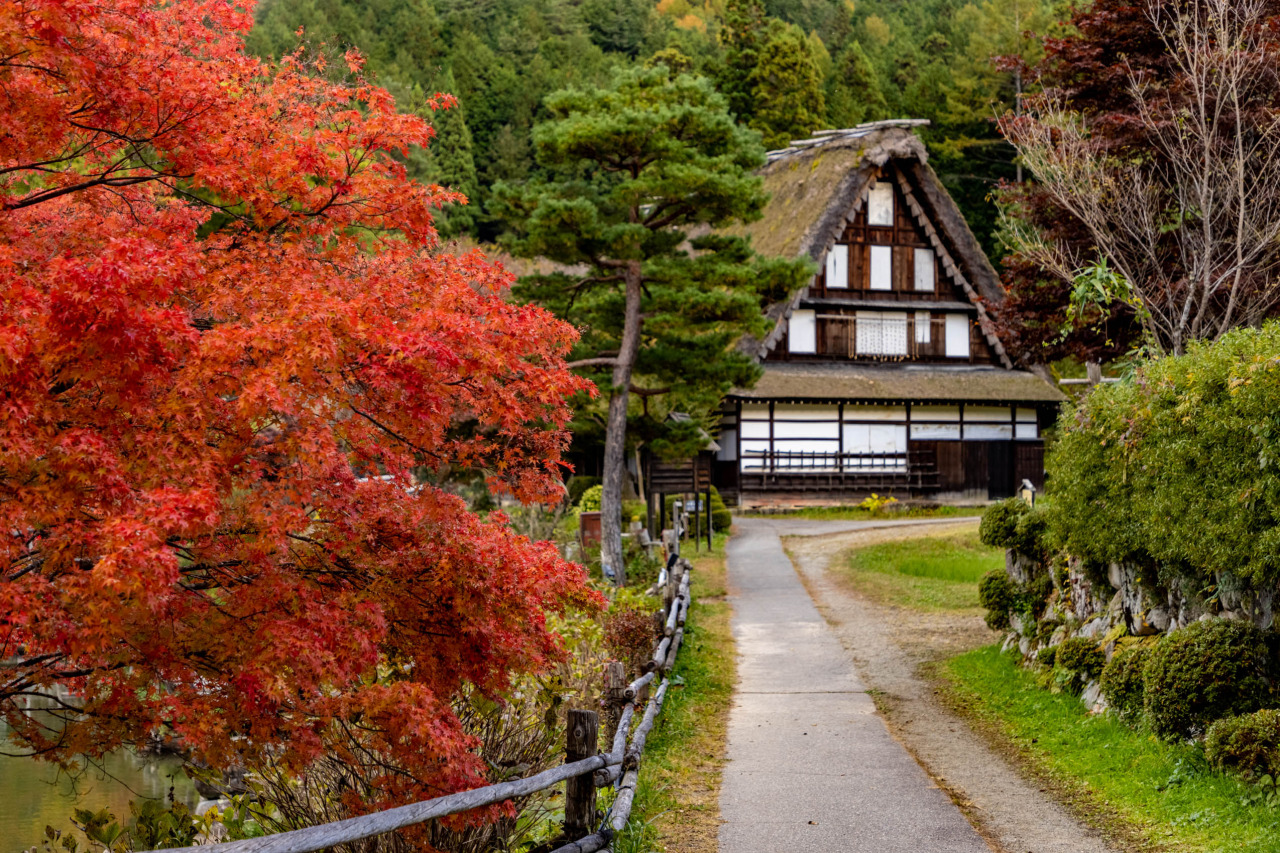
[696,489,706,555]
[564,709,599,839]
[705,484,712,551]
[604,661,626,745]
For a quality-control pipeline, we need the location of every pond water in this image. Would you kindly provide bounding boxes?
[0,719,200,853]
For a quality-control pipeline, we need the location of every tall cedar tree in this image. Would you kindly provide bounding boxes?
[497,67,809,584]
[996,0,1280,361]
[0,0,597,832]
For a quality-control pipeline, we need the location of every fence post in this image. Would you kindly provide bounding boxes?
[604,661,626,744]
[564,709,599,839]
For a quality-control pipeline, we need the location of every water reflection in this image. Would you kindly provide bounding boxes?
[1,718,199,852]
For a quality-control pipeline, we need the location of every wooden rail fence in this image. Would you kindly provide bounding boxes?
[168,555,697,853]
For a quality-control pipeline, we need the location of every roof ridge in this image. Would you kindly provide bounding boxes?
[764,119,931,163]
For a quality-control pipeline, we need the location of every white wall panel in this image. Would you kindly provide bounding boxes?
[913,248,935,291]
[1016,408,1038,423]
[1016,423,1039,440]
[913,405,961,421]
[843,405,907,422]
[911,423,961,440]
[788,309,817,353]
[966,424,1014,440]
[867,182,894,226]
[965,406,1012,423]
[826,245,849,289]
[945,314,971,358]
[869,245,893,291]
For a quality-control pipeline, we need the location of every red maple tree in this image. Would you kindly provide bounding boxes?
[0,0,597,816]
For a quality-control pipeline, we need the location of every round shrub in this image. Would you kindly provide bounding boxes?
[578,484,604,512]
[1144,619,1273,741]
[979,498,1029,550]
[1100,643,1150,724]
[978,569,1016,630]
[1012,509,1050,557]
[1207,709,1280,781]
[566,476,601,507]
[1037,646,1057,668]
[1057,636,1105,676]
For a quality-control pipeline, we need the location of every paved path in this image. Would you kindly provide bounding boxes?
[718,517,990,853]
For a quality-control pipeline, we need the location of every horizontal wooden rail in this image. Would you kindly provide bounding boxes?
[173,555,696,853]
[167,754,610,853]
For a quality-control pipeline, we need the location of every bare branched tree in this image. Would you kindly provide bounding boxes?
[1002,0,1280,355]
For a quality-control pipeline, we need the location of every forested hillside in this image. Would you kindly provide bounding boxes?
[248,0,1066,251]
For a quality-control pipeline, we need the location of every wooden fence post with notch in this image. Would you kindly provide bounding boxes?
[564,710,599,840]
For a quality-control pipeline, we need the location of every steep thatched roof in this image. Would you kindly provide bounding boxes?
[729,363,1067,404]
[728,121,1013,368]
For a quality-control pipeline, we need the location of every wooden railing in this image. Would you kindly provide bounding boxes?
[168,559,696,853]
[741,449,910,473]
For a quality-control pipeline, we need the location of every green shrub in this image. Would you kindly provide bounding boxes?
[978,569,1016,630]
[1144,619,1274,741]
[979,498,1028,550]
[1012,509,1050,557]
[578,484,604,512]
[709,486,732,532]
[1207,709,1280,781]
[567,476,601,507]
[1047,323,1280,596]
[1055,637,1105,694]
[1037,646,1057,668]
[1100,642,1150,724]
[621,499,647,523]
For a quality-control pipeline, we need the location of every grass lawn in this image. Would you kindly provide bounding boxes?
[944,646,1280,853]
[832,526,1001,611]
[743,504,986,522]
[614,530,734,853]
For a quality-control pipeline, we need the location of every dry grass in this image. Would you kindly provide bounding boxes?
[614,532,735,853]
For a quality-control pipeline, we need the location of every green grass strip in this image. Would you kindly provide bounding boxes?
[835,527,1000,611]
[945,646,1280,852]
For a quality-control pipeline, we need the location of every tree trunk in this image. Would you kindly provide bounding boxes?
[600,262,644,586]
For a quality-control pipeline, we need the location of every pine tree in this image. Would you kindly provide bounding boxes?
[496,68,809,584]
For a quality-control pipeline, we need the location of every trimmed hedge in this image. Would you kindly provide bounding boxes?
[1100,642,1150,724]
[709,486,732,532]
[1207,709,1280,781]
[978,569,1016,630]
[1144,619,1274,741]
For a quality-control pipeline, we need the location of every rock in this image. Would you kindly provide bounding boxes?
[1080,616,1108,639]
[1146,606,1171,633]
[1049,626,1068,646]
[1081,680,1108,714]
[1107,562,1125,589]
[1001,632,1019,654]
[1019,636,1033,658]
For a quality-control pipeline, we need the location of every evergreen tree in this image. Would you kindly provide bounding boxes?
[496,68,809,583]
[749,20,826,148]
[421,71,480,237]
[826,41,887,127]
[718,0,770,122]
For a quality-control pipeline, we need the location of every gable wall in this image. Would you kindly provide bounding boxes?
[765,166,1001,367]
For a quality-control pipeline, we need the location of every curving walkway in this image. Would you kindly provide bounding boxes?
[717,516,990,853]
